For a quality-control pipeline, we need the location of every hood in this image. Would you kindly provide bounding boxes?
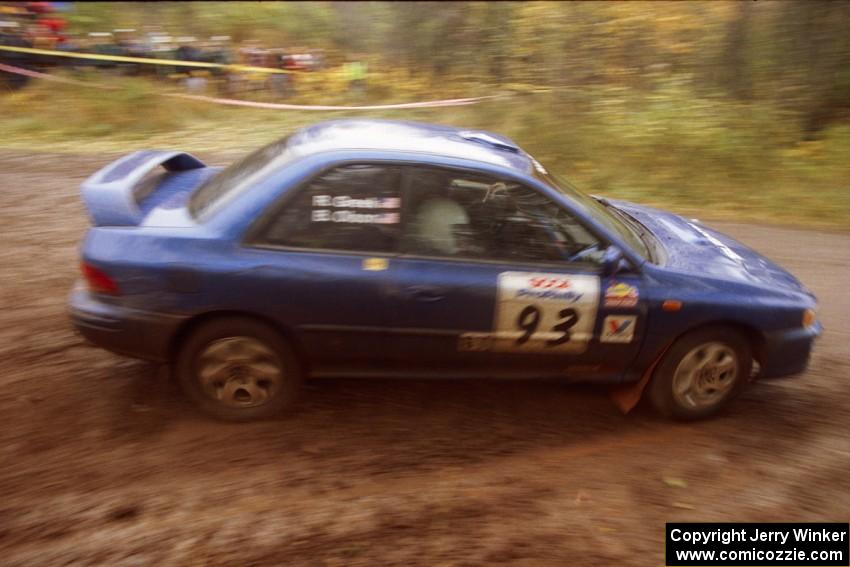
[609,200,811,296]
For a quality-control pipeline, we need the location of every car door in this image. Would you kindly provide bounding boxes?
[384,165,647,380]
[242,163,403,373]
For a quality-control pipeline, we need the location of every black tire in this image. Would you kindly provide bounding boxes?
[175,317,302,421]
[648,326,752,420]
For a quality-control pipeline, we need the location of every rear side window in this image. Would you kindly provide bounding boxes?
[258,164,402,253]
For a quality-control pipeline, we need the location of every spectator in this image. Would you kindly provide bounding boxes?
[344,58,367,96]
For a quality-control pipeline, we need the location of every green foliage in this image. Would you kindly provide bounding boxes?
[1,76,214,138]
[4,1,850,229]
[59,2,850,124]
[2,75,848,229]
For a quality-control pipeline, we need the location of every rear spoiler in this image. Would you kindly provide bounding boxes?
[81,150,205,226]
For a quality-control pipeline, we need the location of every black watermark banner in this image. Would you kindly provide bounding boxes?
[666,523,849,566]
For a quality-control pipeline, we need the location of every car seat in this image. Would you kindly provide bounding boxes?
[410,197,470,256]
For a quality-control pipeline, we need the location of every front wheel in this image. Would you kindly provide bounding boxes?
[176,317,302,421]
[648,327,752,420]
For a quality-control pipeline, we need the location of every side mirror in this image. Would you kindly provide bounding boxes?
[601,245,627,276]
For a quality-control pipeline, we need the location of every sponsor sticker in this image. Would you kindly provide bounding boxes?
[604,281,639,308]
[362,257,389,271]
[601,315,637,343]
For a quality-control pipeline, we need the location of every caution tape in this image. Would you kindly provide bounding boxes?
[0,44,297,74]
[169,92,498,110]
[0,62,118,88]
[0,62,502,110]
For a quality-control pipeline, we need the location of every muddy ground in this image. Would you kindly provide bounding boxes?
[0,150,848,566]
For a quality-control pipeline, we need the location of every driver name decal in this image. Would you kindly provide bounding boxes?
[312,195,400,209]
[311,194,400,224]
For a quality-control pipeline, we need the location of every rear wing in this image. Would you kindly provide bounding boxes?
[81,150,205,226]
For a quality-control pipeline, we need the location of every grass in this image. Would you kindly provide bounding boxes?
[2,73,849,230]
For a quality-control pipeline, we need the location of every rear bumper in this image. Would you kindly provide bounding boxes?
[757,322,822,379]
[68,284,189,362]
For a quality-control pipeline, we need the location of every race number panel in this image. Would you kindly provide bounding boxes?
[461,271,600,354]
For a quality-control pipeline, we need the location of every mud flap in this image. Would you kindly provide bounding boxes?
[609,343,671,414]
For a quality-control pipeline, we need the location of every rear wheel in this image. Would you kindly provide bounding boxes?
[176,317,302,421]
[649,327,751,420]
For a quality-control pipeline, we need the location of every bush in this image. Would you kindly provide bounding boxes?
[2,75,214,138]
[1,73,848,228]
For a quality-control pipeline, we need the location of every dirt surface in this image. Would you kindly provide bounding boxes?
[1,150,848,566]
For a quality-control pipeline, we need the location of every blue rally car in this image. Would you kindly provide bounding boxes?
[69,119,821,421]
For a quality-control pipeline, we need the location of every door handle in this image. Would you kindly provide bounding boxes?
[404,285,445,302]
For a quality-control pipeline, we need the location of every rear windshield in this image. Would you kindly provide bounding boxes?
[188,136,292,218]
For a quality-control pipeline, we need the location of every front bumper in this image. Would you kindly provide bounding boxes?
[69,284,189,362]
[757,322,822,379]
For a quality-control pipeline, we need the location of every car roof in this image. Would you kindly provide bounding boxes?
[285,119,534,173]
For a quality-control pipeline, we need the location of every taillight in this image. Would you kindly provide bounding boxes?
[81,262,120,295]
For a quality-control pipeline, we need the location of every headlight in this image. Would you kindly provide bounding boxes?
[802,308,817,328]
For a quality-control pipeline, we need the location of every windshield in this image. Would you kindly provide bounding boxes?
[188,135,292,218]
[532,164,650,260]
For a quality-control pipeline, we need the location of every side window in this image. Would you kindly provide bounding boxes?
[401,167,602,264]
[259,164,402,253]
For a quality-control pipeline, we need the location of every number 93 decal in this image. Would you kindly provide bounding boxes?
[460,272,600,353]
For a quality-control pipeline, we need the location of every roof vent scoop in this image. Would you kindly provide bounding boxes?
[458,131,521,153]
